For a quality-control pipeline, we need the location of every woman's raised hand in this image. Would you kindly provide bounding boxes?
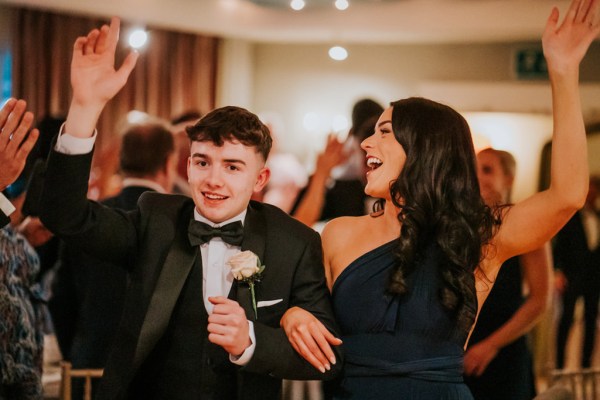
[543,0,600,75]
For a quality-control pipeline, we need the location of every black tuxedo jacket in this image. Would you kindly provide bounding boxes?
[553,210,600,284]
[40,148,342,400]
[49,185,154,368]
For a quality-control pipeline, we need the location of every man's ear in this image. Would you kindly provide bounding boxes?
[254,167,271,194]
[187,156,192,183]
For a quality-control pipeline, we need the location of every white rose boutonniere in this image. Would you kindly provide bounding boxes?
[227,250,265,319]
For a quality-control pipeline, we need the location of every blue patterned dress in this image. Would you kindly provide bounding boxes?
[0,225,44,399]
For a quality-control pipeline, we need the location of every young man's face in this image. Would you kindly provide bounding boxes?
[187,140,270,223]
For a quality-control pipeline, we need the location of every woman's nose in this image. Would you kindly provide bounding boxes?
[360,135,373,151]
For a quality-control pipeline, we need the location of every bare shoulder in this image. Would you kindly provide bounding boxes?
[322,216,360,236]
[322,215,370,251]
[321,214,385,285]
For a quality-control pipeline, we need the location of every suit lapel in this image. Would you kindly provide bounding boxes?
[133,207,198,369]
[230,203,267,322]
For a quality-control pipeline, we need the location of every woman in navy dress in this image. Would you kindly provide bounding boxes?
[282,1,599,398]
[464,148,552,400]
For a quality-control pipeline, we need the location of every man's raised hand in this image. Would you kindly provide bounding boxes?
[65,17,138,137]
[71,17,138,108]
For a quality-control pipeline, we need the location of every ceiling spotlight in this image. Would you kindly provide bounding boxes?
[334,0,349,10]
[290,0,305,10]
[126,110,150,124]
[328,46,348,61]
[128,29,148,49]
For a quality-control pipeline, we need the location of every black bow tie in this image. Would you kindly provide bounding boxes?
[188,220,244,247]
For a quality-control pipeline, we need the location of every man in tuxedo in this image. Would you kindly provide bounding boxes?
[49,122,177,396]
[39,18,341,400]
[0,98,39,228]
[554,177,600,369]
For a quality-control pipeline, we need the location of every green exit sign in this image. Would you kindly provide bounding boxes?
[514,48,548,80]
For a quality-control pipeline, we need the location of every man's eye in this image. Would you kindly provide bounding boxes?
[197,160,208,167]
[227,165,239,171]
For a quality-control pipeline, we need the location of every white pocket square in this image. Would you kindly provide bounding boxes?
[257,299,283,308]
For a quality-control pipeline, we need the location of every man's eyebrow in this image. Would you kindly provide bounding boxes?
[190,153,246,166]
[223,158,246,166]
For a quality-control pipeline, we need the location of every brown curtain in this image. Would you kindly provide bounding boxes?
[12,7,219,197]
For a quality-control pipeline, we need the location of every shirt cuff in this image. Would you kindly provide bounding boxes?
[230,320,256,366]
[0,192,16,217]
[54,122,97,155]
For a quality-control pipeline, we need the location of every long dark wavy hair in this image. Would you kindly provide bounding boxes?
[386,97,499,333]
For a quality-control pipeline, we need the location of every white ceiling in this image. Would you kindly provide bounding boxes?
[0,0,572,44]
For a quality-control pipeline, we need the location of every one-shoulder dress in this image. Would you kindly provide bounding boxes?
[329,240,473,399]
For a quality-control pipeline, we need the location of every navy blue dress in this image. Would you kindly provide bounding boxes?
[330,240,473,399]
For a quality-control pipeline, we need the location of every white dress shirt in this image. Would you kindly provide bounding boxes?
[194,208,246,314]
[581,206,599,251]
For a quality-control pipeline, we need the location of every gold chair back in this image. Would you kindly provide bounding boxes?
[59,361,104,400]
[550,368,600,400]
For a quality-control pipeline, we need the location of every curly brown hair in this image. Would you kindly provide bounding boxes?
[386,97,500,333]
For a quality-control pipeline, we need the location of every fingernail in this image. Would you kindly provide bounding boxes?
[325,363,331,371]
[330,357,336,365]
[319,366,325,373]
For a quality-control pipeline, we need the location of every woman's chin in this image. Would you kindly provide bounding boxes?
[364,184,386,199]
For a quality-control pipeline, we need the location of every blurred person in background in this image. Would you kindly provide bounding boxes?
[464,148,552,400]
[258,112,308,214]
[171,110,202,196]
[0,98,45,400]
[553,176,600,370]
[291,99,383,229]
[0,99,39,228]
